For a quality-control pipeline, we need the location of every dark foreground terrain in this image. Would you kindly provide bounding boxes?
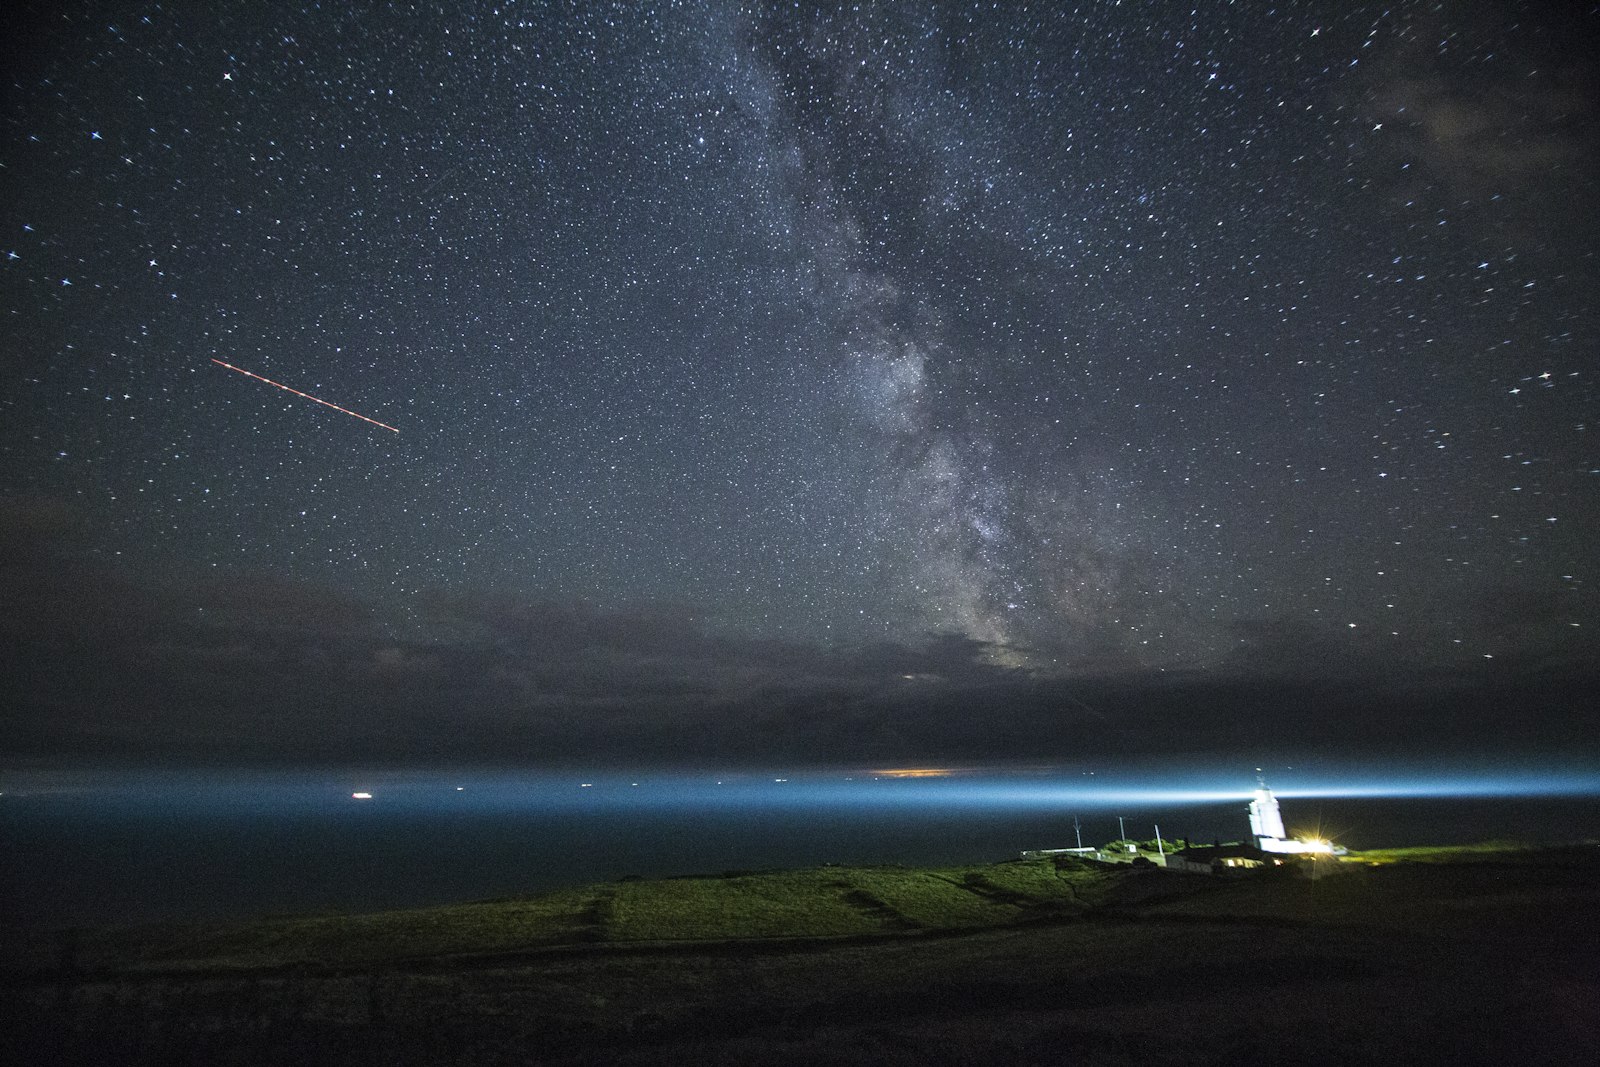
[3,845,1597,1065]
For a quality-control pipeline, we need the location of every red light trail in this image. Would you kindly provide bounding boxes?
[211,359,399,433]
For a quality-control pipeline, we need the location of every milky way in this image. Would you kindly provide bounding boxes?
[2,2,1597,763]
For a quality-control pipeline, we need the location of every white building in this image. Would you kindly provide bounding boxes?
[1248,783,1336,855]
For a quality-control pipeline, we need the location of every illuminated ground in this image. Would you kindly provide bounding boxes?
[3,845,1597,1064]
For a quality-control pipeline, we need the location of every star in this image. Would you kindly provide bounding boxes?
[0,0,1592,779]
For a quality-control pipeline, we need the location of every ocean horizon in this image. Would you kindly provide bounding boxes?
[5,765,1598,929]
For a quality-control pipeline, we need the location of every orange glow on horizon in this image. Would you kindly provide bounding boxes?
[871,768,959,779]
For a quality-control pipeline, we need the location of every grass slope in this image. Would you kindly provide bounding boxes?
[2,859,1114,976]
[4,843,1597,1066]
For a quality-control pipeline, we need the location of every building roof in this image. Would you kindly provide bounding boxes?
[1169,843,1274,862]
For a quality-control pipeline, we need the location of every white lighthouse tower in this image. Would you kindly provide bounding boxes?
[1246,780,1338,855]
[1248,783,1288,849]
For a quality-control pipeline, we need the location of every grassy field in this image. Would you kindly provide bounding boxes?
[1339,840,1544,864]
[3,844,1597,1065]
[2,859,1114,975]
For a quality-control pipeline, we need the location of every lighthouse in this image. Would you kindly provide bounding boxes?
[1247,781,1338,855]
[1248,783,1288,848]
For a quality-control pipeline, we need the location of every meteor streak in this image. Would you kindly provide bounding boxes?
[211,359,399,433]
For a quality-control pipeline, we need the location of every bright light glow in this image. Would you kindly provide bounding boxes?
[872,768,958,778]
[1269,775,1600,800]
[351,792,373,800]
[9,763,1598,815]
[1259,836,1338,855]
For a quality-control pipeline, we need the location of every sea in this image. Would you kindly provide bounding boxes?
[4,764,1598,930]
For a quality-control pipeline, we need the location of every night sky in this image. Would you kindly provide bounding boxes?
[3,1,1596,767]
